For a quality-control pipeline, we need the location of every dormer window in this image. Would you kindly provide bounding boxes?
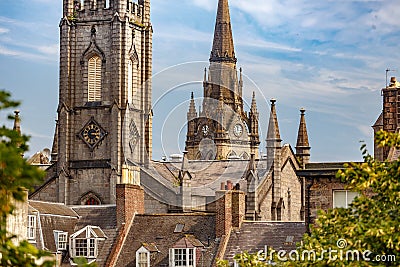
[169,235,204,267]
[136,246,150,267]
[27,215,36,241]
[169,248,195,267]
[54,231,68,251]
[70,226,107,261]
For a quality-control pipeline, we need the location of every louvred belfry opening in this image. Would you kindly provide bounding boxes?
[88,55,102,102]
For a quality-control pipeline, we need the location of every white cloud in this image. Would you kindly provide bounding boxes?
[155,25,211,43]
[0,28,9,34]
[0,44,57,62]
[36,44,58,56]
[237,37,301,52]
[0,45,19,56]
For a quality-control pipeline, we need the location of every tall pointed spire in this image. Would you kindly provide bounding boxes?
[266,99,282,221]
[187,92,197,121]
[249,92,260,156]
[210,0,236,63]
[266,99,281,141]
[296,108,311,166]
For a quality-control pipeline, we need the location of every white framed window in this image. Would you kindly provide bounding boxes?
[76,239,87,256]
[27,215,36,240]
[169,248,196,267]
[88,55,102,102]
[54,231,68,251]
[136,246,150,267]
[70,226,107,260]
[333,190,359,208]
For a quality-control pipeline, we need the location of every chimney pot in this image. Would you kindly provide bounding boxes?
[227,180,233,190]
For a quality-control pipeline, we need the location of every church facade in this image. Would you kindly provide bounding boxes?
[31,0,153,205]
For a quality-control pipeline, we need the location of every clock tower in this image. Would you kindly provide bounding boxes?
[185,0,260,160]
[39,0,152,205]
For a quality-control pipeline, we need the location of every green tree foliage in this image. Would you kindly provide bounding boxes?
[0,90,54,266]
[298,131,399,266]
[73,257,97,267]
[217,130,399,266]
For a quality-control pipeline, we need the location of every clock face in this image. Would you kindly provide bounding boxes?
[233,123,243,137]
[83,123,101,144]
[79,119,107,149]
[202,125,209,136]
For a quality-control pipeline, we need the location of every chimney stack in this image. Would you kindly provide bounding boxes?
[116,184,144,230]
[215,189,245,237]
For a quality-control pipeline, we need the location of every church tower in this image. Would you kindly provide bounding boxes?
[49,0,152,205]
[185,0,260,160]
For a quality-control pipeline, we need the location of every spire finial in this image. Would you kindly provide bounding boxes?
[13,110,21,134]
[266,99,280,140]
[296,108,310,148]
[296,108,310,166]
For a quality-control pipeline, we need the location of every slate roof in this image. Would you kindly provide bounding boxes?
[29,200,79,217]
[39,215,78,252]
[223,221,306,263]
[115,213,217,267]
[72,205,118,267]
[148,160,268,197]
[28,201,79,253]
[72,205,117,230]
[27,202,117,267]
[373,112,383,128]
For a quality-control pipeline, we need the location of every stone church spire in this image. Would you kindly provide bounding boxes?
[210,0,236,63]
[185,0,259,160]
[266,99,283,221]
[187,92,197,121]
[266,99,281,143]
[249,92,260,154]
[296,108,310,167]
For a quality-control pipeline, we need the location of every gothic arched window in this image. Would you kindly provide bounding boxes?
[88,55,102,102]
[85,197,100,205]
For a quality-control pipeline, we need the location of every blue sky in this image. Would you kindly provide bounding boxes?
[0,0,398,162]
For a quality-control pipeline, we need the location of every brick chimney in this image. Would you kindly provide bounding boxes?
[215,187,245,237]
[231,190,245,228]
[116,184,144,230]
[216,190,232,237]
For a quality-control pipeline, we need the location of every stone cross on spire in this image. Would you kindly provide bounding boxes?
[210,0,236,63]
